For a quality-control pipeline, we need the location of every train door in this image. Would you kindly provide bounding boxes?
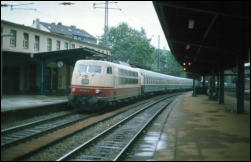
[112,67,116,87]
[106,66,116,99]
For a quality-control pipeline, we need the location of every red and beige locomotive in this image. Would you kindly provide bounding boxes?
[68,60,193,111]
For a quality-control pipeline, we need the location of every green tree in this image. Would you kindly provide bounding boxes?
[156,50,186,77]
[99,22,155,69]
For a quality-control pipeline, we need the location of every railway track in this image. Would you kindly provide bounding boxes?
[1,110,75,133]
[1,93,182,161]
[1,110,92,148]
[57,96,175,161]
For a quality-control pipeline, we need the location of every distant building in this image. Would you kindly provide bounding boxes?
[1,19,110,95]
[2,19,110,55]
[32,18,97,45]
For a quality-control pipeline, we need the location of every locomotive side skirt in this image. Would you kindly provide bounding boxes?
[71,85,140,98]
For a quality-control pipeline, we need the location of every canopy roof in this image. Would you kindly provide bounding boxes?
[153,1,249,75]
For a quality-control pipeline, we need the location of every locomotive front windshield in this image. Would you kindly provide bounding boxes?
[77,64,87,73]
[76,64,101,74]
[88,65,101,73]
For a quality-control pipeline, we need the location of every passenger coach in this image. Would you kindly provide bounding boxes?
[138,68,193,94]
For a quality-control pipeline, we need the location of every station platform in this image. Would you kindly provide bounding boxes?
[1,95,68,113]
[153,92,250,161]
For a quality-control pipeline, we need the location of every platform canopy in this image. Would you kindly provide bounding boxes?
[31,47,110,65]
[153,1,249,75]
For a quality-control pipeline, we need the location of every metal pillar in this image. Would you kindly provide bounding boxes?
[236,55,244,113]
[209,73,216,99]
[202,75,205,87]
[40,61,46,95]
[1,35,3,99]
[1,33,13,98]
[66,65,70,93]
[212,74,215,94]
[219,69,224,104]
[93,1,121,47]
[208,75,212,99]
[192,79,196,96]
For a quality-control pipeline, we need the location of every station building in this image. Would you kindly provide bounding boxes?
[1,19,111,95]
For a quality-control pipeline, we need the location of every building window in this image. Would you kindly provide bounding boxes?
[34,35,40,51]
[56,40,60,50]
[72,44,75,49]
[10,30,16,47]
[23,33,29,49]
[65,42,68,49]
[47,38,52,51]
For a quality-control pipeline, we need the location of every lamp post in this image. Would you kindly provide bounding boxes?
[1,33,13,98]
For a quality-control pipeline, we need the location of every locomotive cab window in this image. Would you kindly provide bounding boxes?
[107,67,112,74]
[77,64,87,73]
[88,65,101,73]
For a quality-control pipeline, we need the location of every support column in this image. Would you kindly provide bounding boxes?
[202,75,205,88]
[212,74,215,95]
[219,69,224,104]
[66,65,70,93]
[40,61,46,95]
[209,73,216,100]
[208,75,213,99]
[216,74,219,97]
[236,56,244,113]
[192,79,196,96]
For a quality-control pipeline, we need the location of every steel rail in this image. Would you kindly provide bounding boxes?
[113,97,174,161]
[1,113,92,148]
[56,95,176,161]
[1,111,77,134]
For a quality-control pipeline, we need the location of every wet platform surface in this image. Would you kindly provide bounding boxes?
[1,95,68,113]
[152,92,250,161]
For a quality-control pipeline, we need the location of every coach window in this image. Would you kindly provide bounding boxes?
[107,67,112,74]
[125,70,129,76]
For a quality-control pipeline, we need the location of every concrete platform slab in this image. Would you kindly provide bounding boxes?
[153,92,250,161]
[1,95,68,113]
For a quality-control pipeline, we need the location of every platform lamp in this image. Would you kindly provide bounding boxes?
[1,32,13,98]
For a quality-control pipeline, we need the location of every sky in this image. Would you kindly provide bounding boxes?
[1,1,170,50]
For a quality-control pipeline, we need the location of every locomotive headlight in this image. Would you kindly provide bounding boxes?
[72,88,76,92]
[95,89,101,94]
